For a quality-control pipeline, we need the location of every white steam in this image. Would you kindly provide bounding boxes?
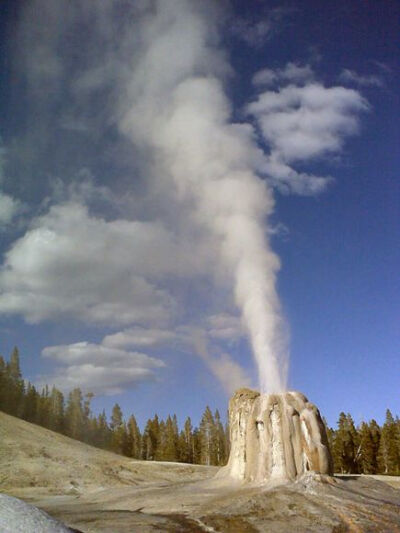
[120,1,287,393]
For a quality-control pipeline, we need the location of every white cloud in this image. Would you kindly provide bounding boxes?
[248,81,369,194]
[0,145,22,226]
[339,69,384,87]
[103,327,177,348]
[40,341,165,395]
[0,193,20,226]
[252,63,314,87]
[0,201,206,325]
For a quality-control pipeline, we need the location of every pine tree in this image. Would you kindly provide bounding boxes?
[323,417,334,453]
[126,415,142,459]
[5,347,24,416]
[48,387,64,432]
[163,416,178,462]
[332,412,358,473]
[94,410,111,449]
[22,383,39,423]
[225,413,230,459]
[192,427,201,464]
[199,406,215,465]
[37,386,51,428]
[8,347,22,380]
[214,410,227,466]
[368,419,381,474]
[82,392,94,442]
[110,403,127,454]
[378,409,400,475]
[179,417,194,463]
[65,388,85,440]
[156,420,166,460]
[359,422,375,474]
[142,415,160,460]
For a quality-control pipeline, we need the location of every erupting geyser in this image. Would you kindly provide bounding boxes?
[220,388,333,484]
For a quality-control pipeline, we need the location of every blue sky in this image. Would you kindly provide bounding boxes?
[0,0,398,429]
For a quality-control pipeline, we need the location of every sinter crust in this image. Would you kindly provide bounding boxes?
[220,389,333,483]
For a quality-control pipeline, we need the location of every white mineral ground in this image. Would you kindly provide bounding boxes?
[219,388,333,484]
[1,408,400,532]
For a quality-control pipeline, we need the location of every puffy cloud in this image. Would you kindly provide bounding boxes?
[339,69,384,87]
[40,341,165,395]
[0,201,207,325]
[248,79,369,194]
[249,83,368,162]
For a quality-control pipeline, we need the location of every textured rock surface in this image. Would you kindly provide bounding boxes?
[0,493,79,532]
[220,389,333,483]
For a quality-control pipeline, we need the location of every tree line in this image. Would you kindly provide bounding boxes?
[0,347,399,474]
[325,411,400,475]
[0,347,229,466]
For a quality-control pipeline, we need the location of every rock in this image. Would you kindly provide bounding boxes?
[219,389,333,483]
[0,493,81,533]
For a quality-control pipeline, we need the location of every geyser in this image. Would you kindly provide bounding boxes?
[220,388,333,483]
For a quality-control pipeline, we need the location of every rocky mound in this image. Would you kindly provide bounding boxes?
[220,388,333,483]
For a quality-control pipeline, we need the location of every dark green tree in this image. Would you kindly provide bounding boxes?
[179,417,194,463]
[65,388,85,440]
[126,414,142,459]
[48,386,65,432]
[110,403,127,454]
[5,347,24,416]
[378,409,400,475]
[359,422,375,474]
[199,406,215,465]
[332,412,359,473]
[22,382,39,423]
[214,410,228,466]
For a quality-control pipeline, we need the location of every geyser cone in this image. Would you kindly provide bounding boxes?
[220,389,333,483]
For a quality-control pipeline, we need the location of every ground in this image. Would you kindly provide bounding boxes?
[1,412,399,532]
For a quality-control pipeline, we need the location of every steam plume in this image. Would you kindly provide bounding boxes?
[120,1,287,392]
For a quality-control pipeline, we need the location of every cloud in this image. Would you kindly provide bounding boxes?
[0,145,22,226]
[2,2,372,396]
[0,194,20,226]
[252,63,314,87]
[339,69,384,87]
[230,7,291,48]
[248,77,369,194]
[0,201,206,325]
[103,327,177,348]
[207,313,244,341]
[40,341,165,395]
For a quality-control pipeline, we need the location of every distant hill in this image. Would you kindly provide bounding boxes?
[0,411,217,499]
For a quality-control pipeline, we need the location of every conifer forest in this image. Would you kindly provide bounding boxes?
[1,347,399,474]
